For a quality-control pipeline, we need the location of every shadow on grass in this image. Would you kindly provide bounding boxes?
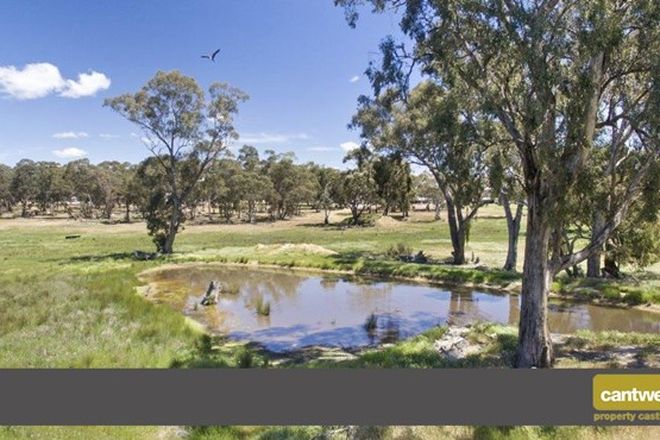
[68,252,136,263]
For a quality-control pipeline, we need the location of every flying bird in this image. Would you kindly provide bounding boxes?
[201,48,221,62]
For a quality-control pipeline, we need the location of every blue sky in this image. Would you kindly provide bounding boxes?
[0,0,402,168]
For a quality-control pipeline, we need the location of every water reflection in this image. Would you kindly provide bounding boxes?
[143,266,660,352]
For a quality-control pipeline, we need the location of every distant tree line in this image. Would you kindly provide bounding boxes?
[0,150,426,224]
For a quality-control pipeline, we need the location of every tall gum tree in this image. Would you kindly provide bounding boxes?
[352,82,493,264]
[105,71,247,253]
[338,0,659,367]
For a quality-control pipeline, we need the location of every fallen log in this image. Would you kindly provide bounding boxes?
[201,281,221,306]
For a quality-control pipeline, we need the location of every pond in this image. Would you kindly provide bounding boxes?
[141,265,660,352]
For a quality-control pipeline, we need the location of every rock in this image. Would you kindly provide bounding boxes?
[412,251,428,264]
[132,250,160,261]
[398,251,429,264]
[433,327,475,360]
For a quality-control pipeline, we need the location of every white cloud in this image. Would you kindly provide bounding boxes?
[0,63,110,100]
[307,146,335,152]
[239,132,309,144]
[99,133,120,139]
[340,141,360,152]
[53,131,89,139]
[0,63,64,100]
[349,75,360,83]
[60,71,111,98]
[53,147,87,159]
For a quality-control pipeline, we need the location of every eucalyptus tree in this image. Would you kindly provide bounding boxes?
[117,164,140,222]
[96,161,127,219]
[237,145,260,172]
[10,159,39,217]
[62,159,100,218]
[264,152,319,220]
[231,171,274,223]
[340,168,378,225]
[209,158,242,222]
[372,152,413,217]
[338,0,659,367]
[312,165,343,225]
[33,161,66,215]
[413,172,443,220]
[105,71,247,253]
[352,81,493,264]
[489,146,525,272]
[0,164,13,212]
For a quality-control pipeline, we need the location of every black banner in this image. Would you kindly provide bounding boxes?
[0,369,658,425]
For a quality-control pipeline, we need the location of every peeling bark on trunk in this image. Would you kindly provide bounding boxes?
[515,192,553,368]
[446,197,466,265]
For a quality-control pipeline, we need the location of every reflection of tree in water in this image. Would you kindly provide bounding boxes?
[447,290,476,324]
[319,277,339,290]
[190,266,305,303]
[346,282,394,311]
[507,294,519,326]
[379,314,401,343]
[363,312,401,345]
[226,268,305,311]
[546,302,581,334]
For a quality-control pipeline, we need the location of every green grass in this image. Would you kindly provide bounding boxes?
[0,210,657,438]
[0,208,657,369]
[552,275,659,305]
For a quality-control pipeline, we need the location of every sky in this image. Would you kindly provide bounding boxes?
[0,0,404,168]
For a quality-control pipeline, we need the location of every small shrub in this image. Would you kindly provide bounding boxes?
[234,347,253,368]
[601,285,621,301]
[386,242,413,258]
[623,289,644,305]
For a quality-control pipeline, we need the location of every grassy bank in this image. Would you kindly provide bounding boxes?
[1,207,658,368]
[0,209,658,438]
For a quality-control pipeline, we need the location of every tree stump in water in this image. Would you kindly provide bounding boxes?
[200,281,221,306]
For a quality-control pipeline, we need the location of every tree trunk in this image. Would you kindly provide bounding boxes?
[445,197,466,264]
[515,192,553,368]
[502,196,524,272]
[162,204,181,254]
[124,202,131,223]
[586,210,604,277]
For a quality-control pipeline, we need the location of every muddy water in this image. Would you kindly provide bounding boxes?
[142,266,660,352]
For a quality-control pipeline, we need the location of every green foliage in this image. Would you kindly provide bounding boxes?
[105,71,248,253]
[338,169,378,225]
[234,347,254,368]
[264,152,319,220]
